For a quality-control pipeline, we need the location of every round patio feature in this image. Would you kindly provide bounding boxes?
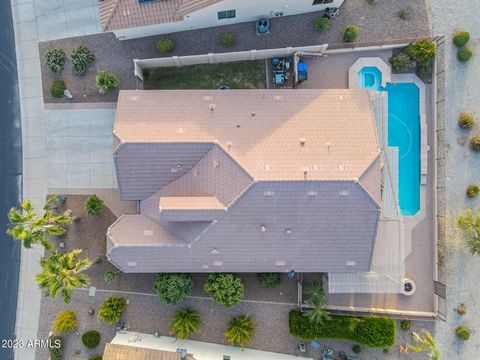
[401,278,416,296]
[348,57,391,89]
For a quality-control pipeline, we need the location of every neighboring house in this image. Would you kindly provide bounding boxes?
[98,0,344,40]
[107,89,383,274]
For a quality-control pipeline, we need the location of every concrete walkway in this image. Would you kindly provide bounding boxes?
[11,0,102,359]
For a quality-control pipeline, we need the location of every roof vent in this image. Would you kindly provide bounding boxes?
[213,160,219,168]
[210,249,220,255]
[213,261,223,267]
[260,225,267,232]
[339,190,350,197]
[143,230,153,236]
[338,95,346,100]
[285,228,292,234]
[264,191,274,197]
[202,264,209,269]
[275,261,286,266]
[345,261,356,266]
[129,95,139,101]
[299,138,306,146]
[176,128,187,134]
[336,164,347,170]
[307,191,317,197]
[264,165,272,171]
[274,95,283,101]
[303,167,309,174]
[311,164,320,171]
[209,103,216,111]
[326,142,331,154]
[127,261,137,267]
[193,170,199,177]
[203,95,213,101]
[122,9,131,16]
[226,141,233,148]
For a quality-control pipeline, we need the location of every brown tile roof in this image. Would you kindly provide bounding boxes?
[98,0,221,31]
[103,343,186,360]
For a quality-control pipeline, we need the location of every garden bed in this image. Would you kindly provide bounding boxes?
[143,60,267,90]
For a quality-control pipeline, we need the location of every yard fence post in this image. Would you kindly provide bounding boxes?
[133,59,144,81]
[172,56,182,67]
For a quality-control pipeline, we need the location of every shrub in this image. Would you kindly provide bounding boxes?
[456,326,471,340]
[410,40,436,66]
[225,315,255,350]
[71,45,95,76]
[457,304,467,315]
[89,356,103,360]
[352,344,361,353]
[288,310,395,348]
[470,136,480,151]
[389,53,412,72]
[48,336,63,360]
[50,80,66,98]
[343,25,359,43]
[400,320,411,331]
[467,185,480,198]
[82,330,100,348]
[170,308,201,339]
[314,17,330,33]
[154,273,193,305]
[156,39,174,53]
[397,9,410,20]
[417,63,432,79]
[98,296,127,324]
[51,310,76,334]
[104,270,118,283]
[45,49,66,73]
[221,32,234,46]
[204,273,244,308]
[85,195,103,215]
[459,112,475,129]
[257,273,282,288]
[453,31,470,47]
[96,70,119,95]
[458,48,473,62]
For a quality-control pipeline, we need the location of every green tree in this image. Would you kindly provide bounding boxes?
[204,273,244,308]
[410,40,436,66]
[303,282,331,325]
[98,296,127,324]
[35,249,91,303]
[96,70,119,95]
[408,330,440,360]
[154,273,193,305]
[170,308,201,339]
[51,310,76,334]
[85,195,103,216]
[225,315,255,350]
[457,208,480,254]
[7,197,72,249]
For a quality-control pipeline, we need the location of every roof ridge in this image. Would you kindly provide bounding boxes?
[356,155,382,209]
[98,0,122,31]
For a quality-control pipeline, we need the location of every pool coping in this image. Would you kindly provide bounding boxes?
[348,57,392,89]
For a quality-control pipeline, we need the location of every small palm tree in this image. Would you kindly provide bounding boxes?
[225,315,255,350]
[85,195,103,216]
[36,249,91,303]
[408,330,440,360]
[457,209,480,254]
[170,308,201,339]
[51,310,76,334]
[7,196,72,249]
[305,281,324,300]
[303,292,331,325]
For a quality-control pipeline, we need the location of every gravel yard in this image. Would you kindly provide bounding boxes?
[39,0,430,103]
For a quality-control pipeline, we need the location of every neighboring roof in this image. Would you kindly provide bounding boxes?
[103,343,187,360]
[108,89,382,274]
[98,0,222,31]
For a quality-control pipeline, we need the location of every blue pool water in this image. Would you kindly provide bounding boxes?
[358,67,420,216]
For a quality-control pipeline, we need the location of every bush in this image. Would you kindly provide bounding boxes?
[82,330,100,348]
[221,32,234,46]
[410,40,436,66]
[458,48,473,62]
[96,70,119,95]
[71,45,95,76]
[52,310,76,334]
[453,31,470,47]
[156,39,174,53]
[45,49,66,73]
[470,136,480,151]
[48,336,63,360]
[397,9,410,20]
[352,344,361,353]
[225,315,255,350]
[257,273,282,288]
[50,80,66,98]
[204,273,244,308]
[343,25,359,43]
[417,63,432,79]
[98,296,127,324]
[89,356,102,360]
[389,53,412,72]
[459,112,475,129]
[288,310,396,348]
[170,308,201,339]
[154,273,193,305]
[85,195,103,216]
[314,17,330,33]
[400,320,411,331]
[456,326,470,340]
[104,270,118,283]
[457,304,467,315]
[467,185,480,198]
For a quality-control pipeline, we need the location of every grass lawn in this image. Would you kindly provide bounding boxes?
[143,60,266,90]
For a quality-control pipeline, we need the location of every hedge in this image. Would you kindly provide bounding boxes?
[288,310,395,348]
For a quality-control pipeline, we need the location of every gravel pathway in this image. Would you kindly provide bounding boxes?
[428,1,480,359]
[39,0,430,103]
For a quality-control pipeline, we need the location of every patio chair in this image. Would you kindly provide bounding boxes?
[310,340,321,350]
[297,342,306,353]
[273,71,285,85]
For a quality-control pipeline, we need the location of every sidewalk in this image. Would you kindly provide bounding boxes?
[10,0,102,358]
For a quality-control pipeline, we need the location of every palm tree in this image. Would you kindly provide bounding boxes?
[303,281,331,325]
[35,249,91,303]
[225,315,255,350]
[7,196,72,249]
[408,330,440,360]
[170,308,201,339]
[457,209,480,254]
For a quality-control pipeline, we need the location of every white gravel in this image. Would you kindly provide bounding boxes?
[428,0,480,358]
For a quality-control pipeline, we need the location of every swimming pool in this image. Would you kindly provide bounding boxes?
[358,68,420,216]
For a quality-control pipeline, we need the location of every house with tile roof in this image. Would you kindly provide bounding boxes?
[107,89,385,275]
[97,0,344,40]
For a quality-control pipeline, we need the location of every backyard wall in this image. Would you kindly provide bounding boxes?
[113,0,344,40]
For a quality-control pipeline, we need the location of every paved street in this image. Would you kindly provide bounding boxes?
[0,0,21,359]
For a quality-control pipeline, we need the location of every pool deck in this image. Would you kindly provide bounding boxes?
[298,49,436,316]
